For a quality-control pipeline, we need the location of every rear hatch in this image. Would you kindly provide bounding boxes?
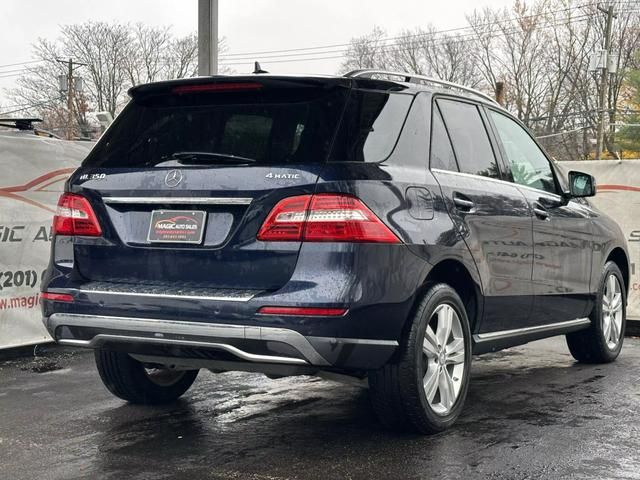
[67,76,412,291]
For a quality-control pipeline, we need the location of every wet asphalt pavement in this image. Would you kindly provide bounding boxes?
[1,336,639,480]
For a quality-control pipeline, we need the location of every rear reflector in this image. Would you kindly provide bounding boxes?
[53,193,102,237]
[172,82,263,95]
[41,292,74,303]
[258,306,347,316]
[257,193,400,243]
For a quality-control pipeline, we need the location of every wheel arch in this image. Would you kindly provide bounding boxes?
[605,247,630,295]
[414,259,483,333]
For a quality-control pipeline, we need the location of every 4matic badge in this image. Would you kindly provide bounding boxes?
[265,172,301,180]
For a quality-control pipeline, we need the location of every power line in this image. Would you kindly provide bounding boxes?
[0,99,58,116]
[220,5,639,66]
[536,126,589,139]
[0,72,30,80]
[0,60,44,70]
[219,14,597,66]
[217,1,609,60]
[219,5,640,65]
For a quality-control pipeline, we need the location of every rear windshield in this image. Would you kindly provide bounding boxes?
[83,84,413,168]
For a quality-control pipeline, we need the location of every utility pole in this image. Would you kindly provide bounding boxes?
[198,0,219,76]
[595,4,616,160]
[56,58,86,140]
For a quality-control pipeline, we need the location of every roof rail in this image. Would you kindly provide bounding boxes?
[0,117,42,131]
[344,69,498,105]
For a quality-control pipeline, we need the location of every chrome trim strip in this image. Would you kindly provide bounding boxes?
[431,168,565,201]
[59,336,307,365]
[474,318,591,343]
[47,313,330,366]
[102,197,253,205]
[72,288,256,303]
[306,336,399,347]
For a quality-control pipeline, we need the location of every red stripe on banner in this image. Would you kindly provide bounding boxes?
[0,190,57,213]
[598,184,640,192]
[0,168,76,193]
[35,176,69,191]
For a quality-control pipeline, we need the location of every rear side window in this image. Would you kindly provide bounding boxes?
[429,104,458,171]
[437,99,500,179]
[84,85,412,168]
[330,91,413,163]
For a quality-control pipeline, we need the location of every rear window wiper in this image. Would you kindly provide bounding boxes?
[159,151,257,165]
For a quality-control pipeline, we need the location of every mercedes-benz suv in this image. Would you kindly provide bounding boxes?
[41,71,630,434]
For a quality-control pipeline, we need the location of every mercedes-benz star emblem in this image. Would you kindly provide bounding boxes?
[165,169,183,188]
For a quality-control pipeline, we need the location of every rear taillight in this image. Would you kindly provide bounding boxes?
[257,193,400,243]
[53,193,102,236]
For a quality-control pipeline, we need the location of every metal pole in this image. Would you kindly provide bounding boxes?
[595,5,615,160]
[67,58,74,140]
[198,0,219,76]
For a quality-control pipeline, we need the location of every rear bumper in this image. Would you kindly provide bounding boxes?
[44,312,398,371]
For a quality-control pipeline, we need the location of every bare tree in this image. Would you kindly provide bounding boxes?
[59,22,132,116]
[124,24,172,86]
[340,27,390,72]
[342,0,640,160]
[6,21,227,137]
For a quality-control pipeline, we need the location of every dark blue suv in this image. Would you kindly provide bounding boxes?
[42,70,630,433]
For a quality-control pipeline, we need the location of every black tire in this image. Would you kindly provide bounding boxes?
[368,283,473,434]
[94,349,199,404]
[566,261,626,364]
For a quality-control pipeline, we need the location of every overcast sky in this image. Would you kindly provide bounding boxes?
[0,0,514,107]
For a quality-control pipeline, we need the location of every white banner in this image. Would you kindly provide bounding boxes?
[559,160,640,320]
[0,132,90,349]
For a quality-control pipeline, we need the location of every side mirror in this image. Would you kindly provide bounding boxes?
[567,170,596,198]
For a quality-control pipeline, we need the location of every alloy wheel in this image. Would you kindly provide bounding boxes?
[602,274,623,350]
[422,303,466,416]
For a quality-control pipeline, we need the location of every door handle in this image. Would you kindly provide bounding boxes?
[453,193,475,212]
[533,203,549,220]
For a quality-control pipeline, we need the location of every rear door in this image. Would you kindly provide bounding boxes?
[69,78,350,291]
[430,97,535,333]
[485,108,593,323]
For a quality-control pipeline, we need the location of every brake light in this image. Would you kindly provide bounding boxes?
[172,82,263,95]
[41,292,74,303]
[257,195,311,241]
[258,306,347,316]
[53,193,102,236]
[257,193,400,243]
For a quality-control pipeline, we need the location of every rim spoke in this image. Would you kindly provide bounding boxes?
[602,275,623,348]
[438,368,455,409]
[436,306,453,346]
[423,367,439,403]
[611,293,622,312]
[423,326,439,358]
[610,315,620,342]
[608,276,616,301]
[603,314,612,342]
[446,338,465,365]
